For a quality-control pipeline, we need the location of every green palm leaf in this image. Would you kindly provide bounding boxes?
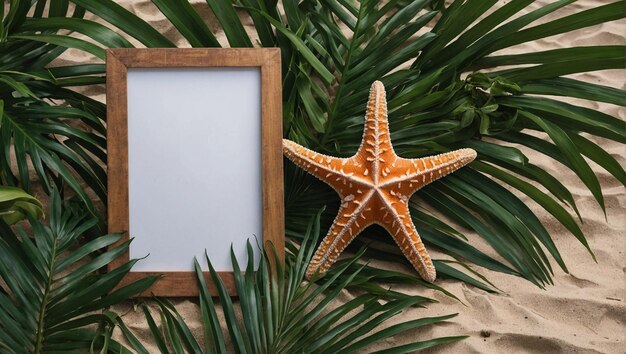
[1,1,108,228]
[115,211,465,353]
[0,190,159,353]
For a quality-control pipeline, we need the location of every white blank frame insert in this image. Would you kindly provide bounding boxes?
[127,67,262,272]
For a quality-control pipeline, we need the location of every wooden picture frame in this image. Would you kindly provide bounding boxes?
[106,48,284,297]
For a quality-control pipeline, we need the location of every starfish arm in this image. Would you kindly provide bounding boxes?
[381,148,477,196]
[353,81,398,184]
[379,200,436,282]
[283,139,355,192]
[305,191,376,279]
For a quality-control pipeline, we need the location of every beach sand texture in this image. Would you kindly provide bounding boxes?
[57,0,624,352]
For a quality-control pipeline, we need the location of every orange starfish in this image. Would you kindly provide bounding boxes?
[283,81,476,282]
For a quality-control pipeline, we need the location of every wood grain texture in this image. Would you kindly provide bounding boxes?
[106,48,284,297]
[261,49,285,266]
[106,51,130,273]
[119,272,236,298]
[109,48,277,67]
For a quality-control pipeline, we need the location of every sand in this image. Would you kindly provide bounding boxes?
[58,0,625,352]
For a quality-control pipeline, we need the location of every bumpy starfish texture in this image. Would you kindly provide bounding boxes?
[283,81,477,282]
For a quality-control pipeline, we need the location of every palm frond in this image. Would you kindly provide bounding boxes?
[1,1,109,227]
[0,191,159,353]
[115,210,465,353]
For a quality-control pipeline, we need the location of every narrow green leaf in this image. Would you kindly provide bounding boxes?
[520,77,626,107]
[152,0,221,47]
[141,305,171,354]
[238,0,276,47]
[344,313,459,352]
[493,57,624,82]
[206,255,250,354]
[423,188,543,286]
[9,34,105,60]
[323,296,428,352]
[205,0,252,47]
[259,13,335,84]
[500,96,626,143]
[54,234,120,272]
[475,46,624,68]
[461,167,568,272]
[494,1,625,52]
[418,226,517,276]
[568,133,625,187]
[70,0,175,47]
[522,111,605,215]
[193,259,227,353]
[437,0,534,62]
[112,316,150,354]
[21,18,133,48]
[372,335,467,353]
[474,161,594,261]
